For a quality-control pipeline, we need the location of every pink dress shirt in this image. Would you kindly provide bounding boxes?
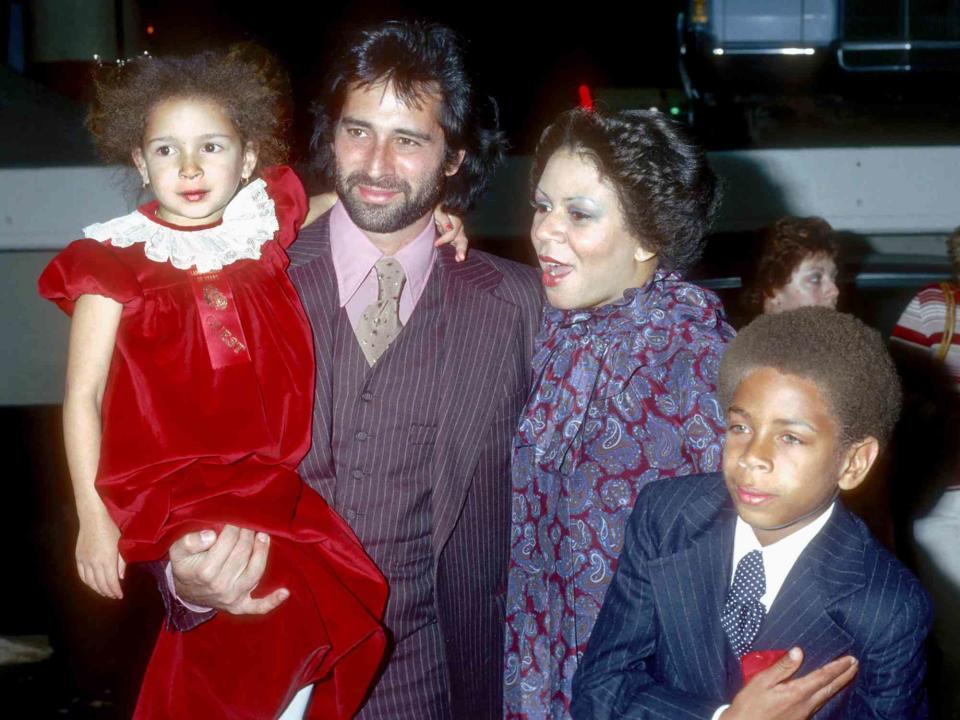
[329,202,438,326]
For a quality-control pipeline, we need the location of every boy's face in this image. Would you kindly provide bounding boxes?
[723,367,872,546]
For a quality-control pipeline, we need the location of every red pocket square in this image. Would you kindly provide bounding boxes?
[741,649,789,684]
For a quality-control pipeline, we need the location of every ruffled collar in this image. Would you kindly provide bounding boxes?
[82,178,279,273]
[519,269,722,474]
[539,269,676,343]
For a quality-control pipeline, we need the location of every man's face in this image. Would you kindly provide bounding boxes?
[723,367,849,546]
[333,81,461,234]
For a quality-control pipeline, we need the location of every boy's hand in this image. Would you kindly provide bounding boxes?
[722,647,858,720]
[433,208,468,261]
[76,508,125,600]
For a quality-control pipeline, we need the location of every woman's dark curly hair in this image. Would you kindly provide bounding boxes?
[719,307,902,445]
[310,20,507,214]
[742,216,837,316]
[530,108,720,274]
[87,44,291,168]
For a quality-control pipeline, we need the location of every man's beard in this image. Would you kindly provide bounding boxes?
[336,168,444,234]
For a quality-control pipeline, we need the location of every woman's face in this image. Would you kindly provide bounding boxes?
[763,253,839,314]
[531,149,655,310]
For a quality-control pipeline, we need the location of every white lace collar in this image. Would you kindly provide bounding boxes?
[82,178,279,273]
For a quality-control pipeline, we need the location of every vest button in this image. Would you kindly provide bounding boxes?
[355,430,369,441]
[345,509,357,521]
[361,391,374,402]
[351,469,364,479]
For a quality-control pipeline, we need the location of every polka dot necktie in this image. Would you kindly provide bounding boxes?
[720,549,767,658]
[355,257,406,366]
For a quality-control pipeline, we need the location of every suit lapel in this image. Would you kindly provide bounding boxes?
[288,215,340,500]
[752,505,865,674]
[649,485,736,700]
[431,249,519,559]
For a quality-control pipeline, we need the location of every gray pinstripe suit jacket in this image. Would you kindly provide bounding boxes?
[287,213,542,717]
[572,473,932,720]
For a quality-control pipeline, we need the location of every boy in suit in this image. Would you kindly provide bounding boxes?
[571,307,931,720]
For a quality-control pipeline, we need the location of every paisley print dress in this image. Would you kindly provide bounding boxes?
[503,271,735,718]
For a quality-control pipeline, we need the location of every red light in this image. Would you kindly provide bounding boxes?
[146,25,155,35]
[578,85,594,111]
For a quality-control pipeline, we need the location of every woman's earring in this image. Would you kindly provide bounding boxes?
[240,176,249,187]
[634,246,655,263]
[142,179,150,189]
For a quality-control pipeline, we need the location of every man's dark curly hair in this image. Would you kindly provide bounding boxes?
[87,44,291,168]
[719,307,902,445]
[309,20,507,214]
[530,108,720,274]
[742,216,837,316]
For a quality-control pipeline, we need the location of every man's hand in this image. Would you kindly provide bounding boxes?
[722,647,858,720]
[169,525,289,615]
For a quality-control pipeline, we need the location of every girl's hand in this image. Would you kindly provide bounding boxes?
[76,508,125,600]
[434,208,469,262]
[304,192,338,228]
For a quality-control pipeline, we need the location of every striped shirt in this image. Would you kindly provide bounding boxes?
[891,282,960,389]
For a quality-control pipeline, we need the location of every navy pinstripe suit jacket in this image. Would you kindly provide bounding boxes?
[571,473,931,720]
[287,214,542,717]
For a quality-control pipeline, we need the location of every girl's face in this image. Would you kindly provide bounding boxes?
[530,149,656,310]
[763,253,839,314]
[133,96,258,227]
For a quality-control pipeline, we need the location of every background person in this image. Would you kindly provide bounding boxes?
[891,228,960,719]
[741,216,840,317]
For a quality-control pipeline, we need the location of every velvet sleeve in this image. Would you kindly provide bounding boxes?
[37,238,142,315]
[261,165,308,250]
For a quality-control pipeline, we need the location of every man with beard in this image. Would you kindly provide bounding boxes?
[164,20,542,719]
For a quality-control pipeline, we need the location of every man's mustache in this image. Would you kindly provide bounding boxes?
[345,172,411,195]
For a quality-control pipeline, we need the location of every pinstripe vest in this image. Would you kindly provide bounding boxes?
[328,256,451,717]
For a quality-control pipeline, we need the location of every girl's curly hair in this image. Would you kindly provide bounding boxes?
[87,44,291,168]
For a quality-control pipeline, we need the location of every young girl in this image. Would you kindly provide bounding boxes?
[36,46,459,719]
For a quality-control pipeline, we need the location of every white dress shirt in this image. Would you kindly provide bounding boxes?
[712,504,835,719]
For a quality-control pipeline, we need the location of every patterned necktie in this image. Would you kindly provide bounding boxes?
[355,257,406,366]
[720,549,767,658]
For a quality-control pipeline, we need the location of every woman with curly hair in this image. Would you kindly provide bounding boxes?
[503,108,735,718]
[742,216,840,316]
[38,47,389,719]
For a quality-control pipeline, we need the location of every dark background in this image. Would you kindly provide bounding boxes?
[4,0,960,716]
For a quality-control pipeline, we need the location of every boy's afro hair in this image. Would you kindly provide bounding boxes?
[718,307,901,444]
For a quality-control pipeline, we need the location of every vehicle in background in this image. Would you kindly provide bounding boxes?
[680,0,960,143]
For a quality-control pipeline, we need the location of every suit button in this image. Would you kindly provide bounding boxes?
[355,430,368,441]
[351,469,364,479]
[345,509,357,521]
[361,391,374,402]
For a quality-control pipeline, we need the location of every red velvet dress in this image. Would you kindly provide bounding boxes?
[38,166,387,719]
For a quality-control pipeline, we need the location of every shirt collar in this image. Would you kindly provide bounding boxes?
[329,201,437,308]
[732,502,835,610]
